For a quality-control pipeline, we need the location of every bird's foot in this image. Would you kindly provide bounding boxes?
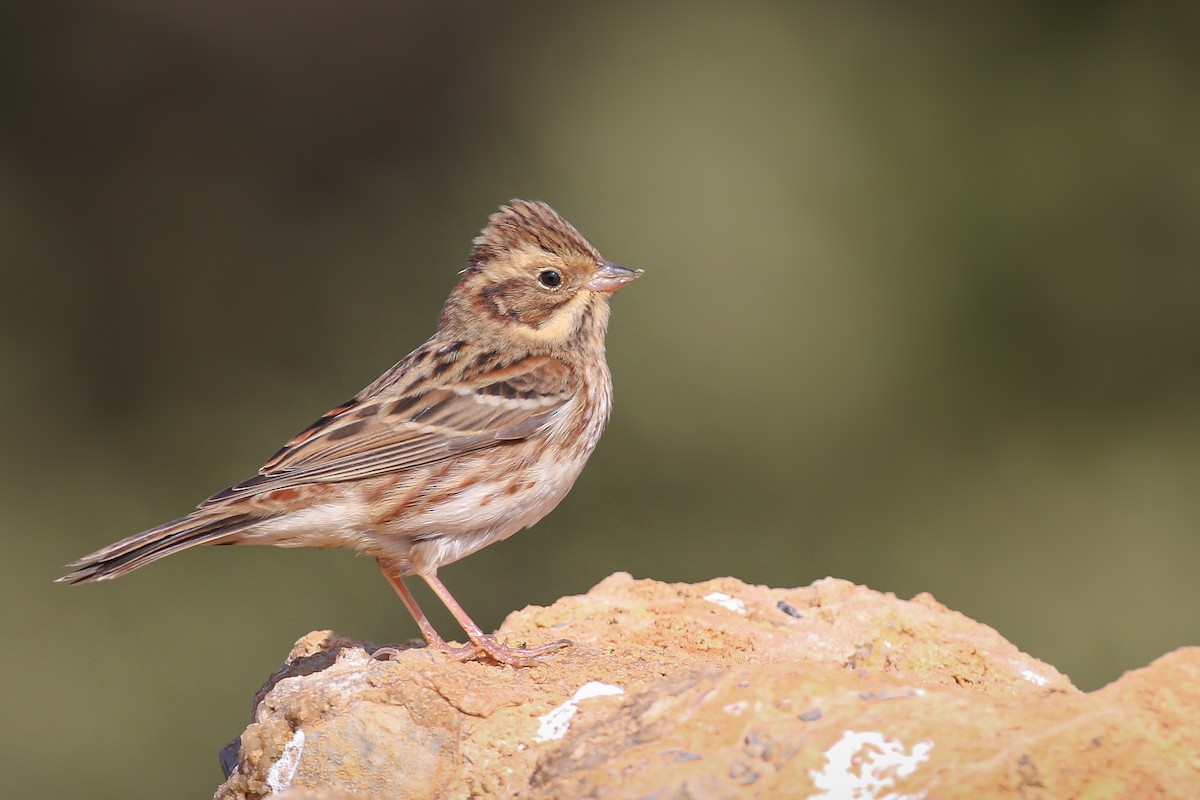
[371,636,570,667]
[454,635,572,667]
[369,639,426,661]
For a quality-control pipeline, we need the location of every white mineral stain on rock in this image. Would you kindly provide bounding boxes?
[722,700,751,716]
[810,730,933,799]
[703,592,747,614]
[1020,669,1049,687]
[534,681,625,743]
[267,728,306,794]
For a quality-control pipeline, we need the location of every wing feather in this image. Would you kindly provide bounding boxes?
[200,355,577,506]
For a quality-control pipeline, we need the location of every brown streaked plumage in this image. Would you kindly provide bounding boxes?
[59,199,641,667]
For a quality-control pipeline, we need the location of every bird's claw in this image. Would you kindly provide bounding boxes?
[451,635,572,667]
[371,637,571,667]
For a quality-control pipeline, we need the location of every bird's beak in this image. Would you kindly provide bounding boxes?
[588,261,643,293]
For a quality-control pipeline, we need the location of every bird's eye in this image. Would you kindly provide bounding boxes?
[537,269,563,289]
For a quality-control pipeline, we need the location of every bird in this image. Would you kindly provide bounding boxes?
[59,199,641,667]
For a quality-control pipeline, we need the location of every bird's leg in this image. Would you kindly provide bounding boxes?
[419,572,570,667]
[375,560,477,661]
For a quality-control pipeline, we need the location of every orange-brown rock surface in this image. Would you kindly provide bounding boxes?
[215,574,1200,799]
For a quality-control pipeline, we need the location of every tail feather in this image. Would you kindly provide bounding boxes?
[58,513,261,584]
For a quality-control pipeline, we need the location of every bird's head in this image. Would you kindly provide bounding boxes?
[442,200,640,350]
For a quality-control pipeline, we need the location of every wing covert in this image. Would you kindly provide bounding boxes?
[201,355,577,506]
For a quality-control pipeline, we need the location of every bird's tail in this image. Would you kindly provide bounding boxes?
[57,512,261,584]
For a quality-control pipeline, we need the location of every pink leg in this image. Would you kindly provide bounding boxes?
[419,572,570,667]
[376,560,476,661]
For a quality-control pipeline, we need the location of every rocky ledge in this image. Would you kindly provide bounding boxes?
[216,573,1200,799]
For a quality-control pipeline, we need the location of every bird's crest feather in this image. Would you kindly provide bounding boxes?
[471,199,600,266]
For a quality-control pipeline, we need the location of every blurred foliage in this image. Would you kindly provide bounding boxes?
[2,1,1199,797]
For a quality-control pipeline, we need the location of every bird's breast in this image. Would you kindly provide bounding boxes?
[396,443,594,572]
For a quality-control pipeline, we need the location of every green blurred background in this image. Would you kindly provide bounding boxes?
[4,1,1199,796]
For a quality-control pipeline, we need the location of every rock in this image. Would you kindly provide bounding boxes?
[215,574,1200,799]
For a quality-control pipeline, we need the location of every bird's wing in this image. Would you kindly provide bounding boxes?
[200,355,577,505]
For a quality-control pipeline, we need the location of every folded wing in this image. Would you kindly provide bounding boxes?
[202,355,577,505]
